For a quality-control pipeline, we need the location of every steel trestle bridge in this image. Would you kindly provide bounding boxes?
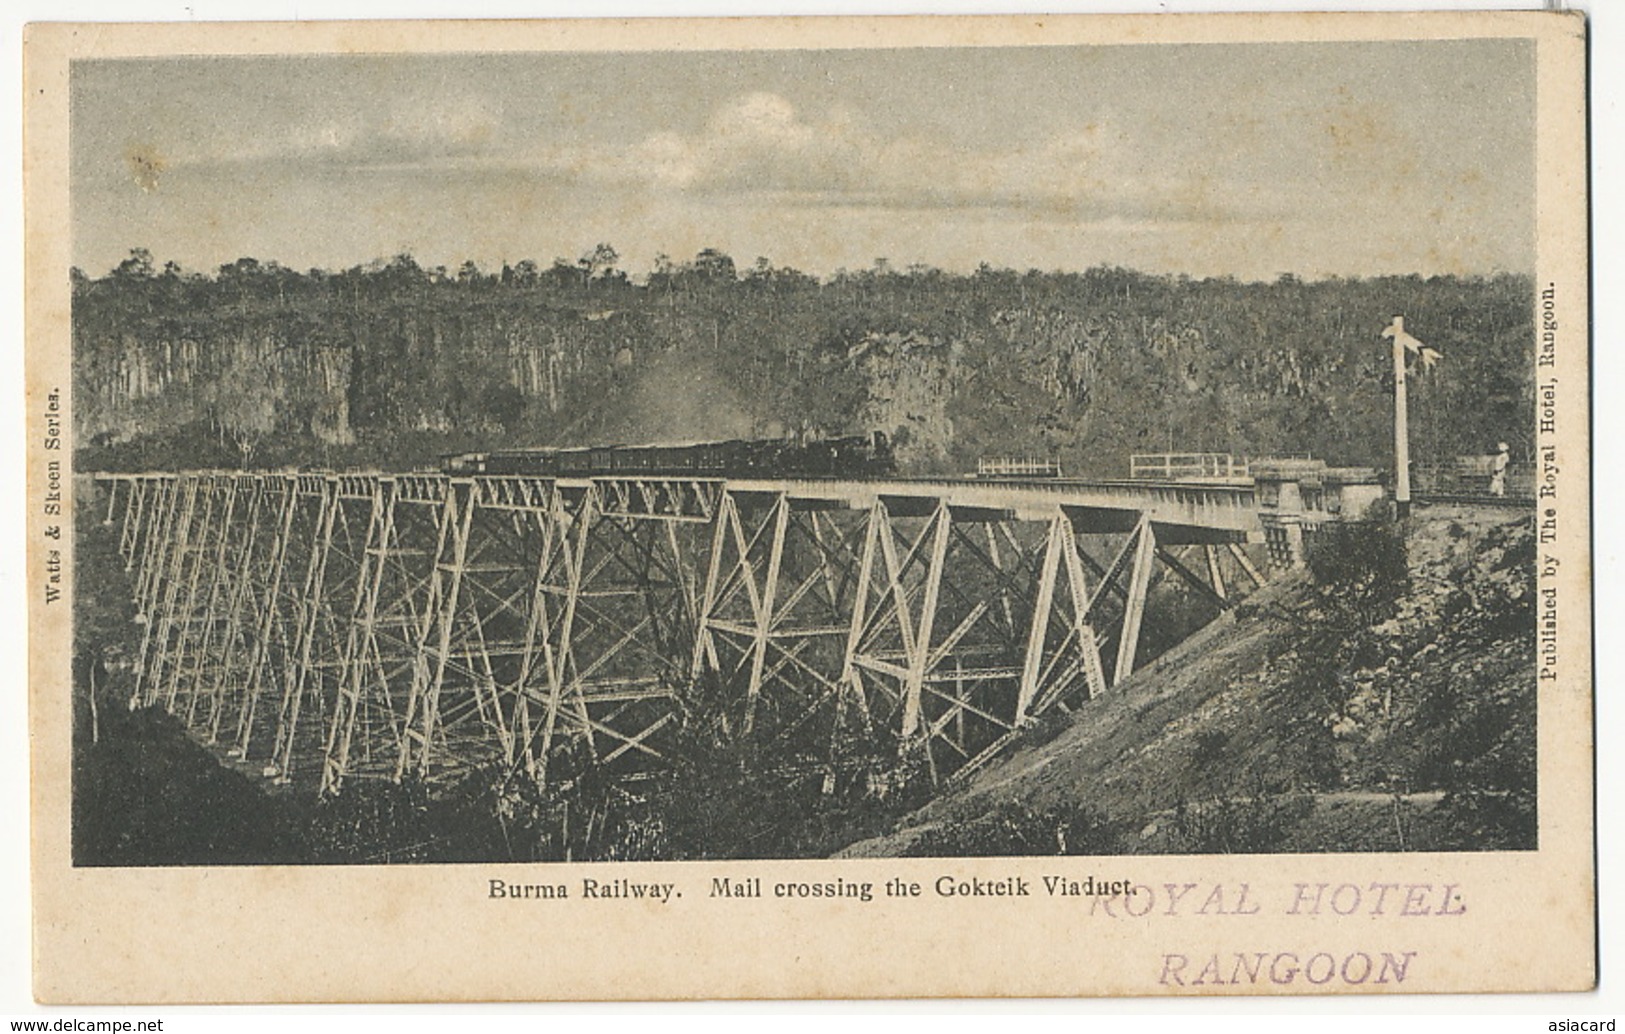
[93,470,1279,794]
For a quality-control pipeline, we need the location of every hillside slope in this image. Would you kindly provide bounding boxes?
[838,504,1536,857]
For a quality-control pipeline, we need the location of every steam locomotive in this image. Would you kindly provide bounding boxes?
[441,431,895,480]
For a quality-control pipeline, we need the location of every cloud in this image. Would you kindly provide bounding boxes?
[164,89,1282,227]
[173,97,509,174]
[583,93,1277,226]
[612,92,863,195]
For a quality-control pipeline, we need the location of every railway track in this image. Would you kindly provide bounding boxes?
[1414,493,1537,509]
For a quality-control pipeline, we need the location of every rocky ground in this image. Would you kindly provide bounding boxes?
[839,504,1537,857]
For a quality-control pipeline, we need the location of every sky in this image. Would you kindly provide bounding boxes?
[69,38,1534,282]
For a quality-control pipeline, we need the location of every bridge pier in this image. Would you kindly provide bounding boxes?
[692,493,867,767]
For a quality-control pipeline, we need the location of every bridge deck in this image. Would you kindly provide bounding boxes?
[711,476,1260,539]
[92,471,1267,539]
[92,471,1260,540]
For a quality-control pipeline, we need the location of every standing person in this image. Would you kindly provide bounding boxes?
[1490,442,1510,497]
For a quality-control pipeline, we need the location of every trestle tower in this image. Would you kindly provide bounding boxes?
[93,469,1301,794]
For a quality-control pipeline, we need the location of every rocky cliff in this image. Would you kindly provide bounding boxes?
[72,260,1533,478]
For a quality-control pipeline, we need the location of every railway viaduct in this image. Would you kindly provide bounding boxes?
[88,465,1379,796]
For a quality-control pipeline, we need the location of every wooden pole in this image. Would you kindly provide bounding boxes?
[1389,315,1411,520]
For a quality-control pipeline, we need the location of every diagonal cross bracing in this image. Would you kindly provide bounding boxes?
[91,469,1266,795]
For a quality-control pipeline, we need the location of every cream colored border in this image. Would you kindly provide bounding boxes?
[24,11,1593,1003]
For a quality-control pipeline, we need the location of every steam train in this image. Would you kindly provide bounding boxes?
[441,431,896,479]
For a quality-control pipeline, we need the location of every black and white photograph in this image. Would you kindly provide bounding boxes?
[21,7,1595,1002]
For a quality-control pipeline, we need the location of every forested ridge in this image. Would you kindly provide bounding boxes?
[72,248,1535,476]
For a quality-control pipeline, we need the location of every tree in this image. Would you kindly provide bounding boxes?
[544,259,578,290]
[112,248,156,280]
[384,253,424,283]
[577,243,620,289]
[691,248,737,284]
[648,253,678,299]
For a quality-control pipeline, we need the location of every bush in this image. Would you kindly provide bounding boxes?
[1191,729,1229,767]
[1304,511,1409,624]
[900,801,1126,857]
[1164,792,1313,854]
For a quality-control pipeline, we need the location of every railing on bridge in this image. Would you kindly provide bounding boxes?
[1129,452,1257,482]
[976,457,1063,478]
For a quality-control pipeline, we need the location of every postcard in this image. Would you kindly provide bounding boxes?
[24,9,1592,1001]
